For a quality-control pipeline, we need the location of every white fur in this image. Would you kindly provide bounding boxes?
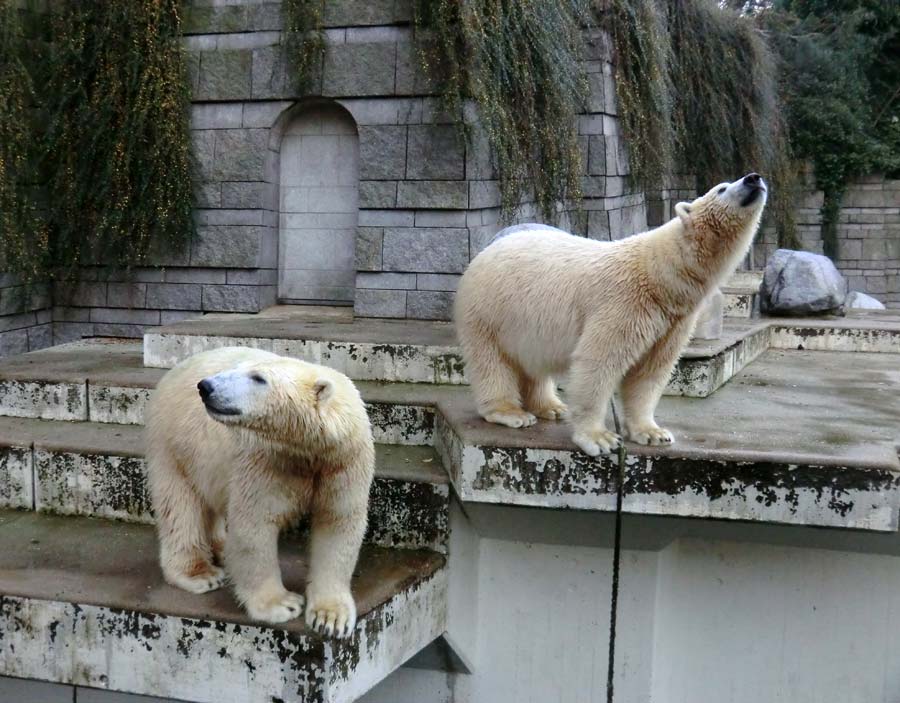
[455,175,767,455]
[145,347,374,637]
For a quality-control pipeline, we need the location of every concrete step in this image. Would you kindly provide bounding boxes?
[433,349,900,531]
[0,417,449,552]
[0,510,446,703]
[722,286,759,319]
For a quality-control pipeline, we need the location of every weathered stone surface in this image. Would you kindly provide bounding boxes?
[406,125,464,180]
[354,289,406,318]
[359,126,407,180]
[221,182,273,210]
[192,130,217,182]
[845,291,886,310]
[359,181,398,209]
[191,103,243,130]
[191,226,265,268]
[201,284,263,313]
[212,129,268,181]
[323,43,396,97]
[397,182,468,210]
[145,284,202,312]
[196,50,252,101]
[184,4,246,34]
[356,227,384,271]
[761,249,848,315]
[323,0,400,26]
[250,45,298,99]
[106,283,146,309]
[195,181,220,208]
[54,282,106,308]
[0,446,32,509]
[416,274,461,292]
[356,272,416,290]
[383,228,469,273]
[407,291,454,320]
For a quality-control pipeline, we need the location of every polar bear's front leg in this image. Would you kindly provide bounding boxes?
[306,466,371,638]
[225,480,304,624]
[621,314,697,446]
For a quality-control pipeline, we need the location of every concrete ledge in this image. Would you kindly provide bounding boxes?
[433,350,900,531]
[0,511,447,703]
[0,418,449,552]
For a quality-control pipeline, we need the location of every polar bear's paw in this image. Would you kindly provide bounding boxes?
[306,589,357,639]
[245,589,305,624]
[168,562,227,594]
[572,429,622,456]
[533,401,569,421]
[483,408,538,429]
[629,425,674,446]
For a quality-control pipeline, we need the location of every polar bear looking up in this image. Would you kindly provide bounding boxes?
[145,347,374,638]
[455,173,768,456]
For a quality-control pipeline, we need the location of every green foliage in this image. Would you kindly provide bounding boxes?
[40,0,195,276]
[0,0,48,278]
[414,0,590,223]
[762,1,899,256]
[281,0,325,92]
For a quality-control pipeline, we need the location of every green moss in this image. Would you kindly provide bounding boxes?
[281,0,325,92]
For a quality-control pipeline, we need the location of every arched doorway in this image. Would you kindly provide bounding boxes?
[278,103,359,304]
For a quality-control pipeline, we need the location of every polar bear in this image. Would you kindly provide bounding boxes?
[145,347,374,638]
[455,173,767,456]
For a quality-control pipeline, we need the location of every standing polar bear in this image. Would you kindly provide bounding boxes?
[145,347,374,638]
[455,173,768,456]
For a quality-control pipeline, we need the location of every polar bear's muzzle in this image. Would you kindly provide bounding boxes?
[737,172,766,207]
[198,376,243,418]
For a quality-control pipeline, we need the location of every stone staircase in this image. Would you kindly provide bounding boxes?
[2,306,900,700]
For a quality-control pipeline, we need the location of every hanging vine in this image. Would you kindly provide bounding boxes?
[414,0,591,223]
[40,0,195,277]
[281,0,326,92]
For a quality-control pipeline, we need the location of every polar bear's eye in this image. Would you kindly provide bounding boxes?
[717,187,726,194]
[250,373,267,385]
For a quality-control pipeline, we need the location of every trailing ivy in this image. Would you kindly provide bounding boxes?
[41,0,194,276]
[0,0,48,279]
[414,0,590,223]
[281,0,325,92]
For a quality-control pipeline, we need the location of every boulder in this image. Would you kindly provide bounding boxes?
[760,249,848,315]
[845,290,886,310]
[489,222,569,247]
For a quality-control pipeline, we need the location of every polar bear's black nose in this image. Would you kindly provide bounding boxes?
[197,379,214,401]
[743,173,762,185]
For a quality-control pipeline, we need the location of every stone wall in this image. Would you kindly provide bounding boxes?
[754,174,900,308]
[0,275,52,357]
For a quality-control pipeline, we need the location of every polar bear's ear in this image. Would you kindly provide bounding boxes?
[675,201,692,226]
[314,377,335,405]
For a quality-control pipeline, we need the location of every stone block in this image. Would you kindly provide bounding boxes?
[323,0,400,26]
[323,43,396,97]
[197,50,252,101]
[358,210,414,227]
[356,227,383,271]
[27,324,52,351]
[191,103,243,130]
[414,210,467,228]
[0,312,35,334]
[354,289,406,318]
[406,125,464,180]
[356,272,416,290]
[213,129,268,181]
[90,307,161,325]
[862,238,887,260]
[202,285,263,313]
[197,208,266,227]
[242,100,292,128]
[54,282,107,308]
[397,181,468,210]
[416,273,461,291]
[161,310,200,325]
[465,125,496,180]
[226,269,278,285]
[383,228,469,273]
[839,239,863,260]
[146,283,202,311]
[588,136,606,176]
[250,45,295,99]
[221,182,274,209]
[192,226,265,268]
[195,182,221,208]
[192,130,217,182]
[52,322,93,345]
[164,268,227,285]
[407,291,454,320]
[359,126,407,180]
[0,329,29,357]
[395,39,437,95]
[106,283,147,308]
[184,4,247,34]
[247,3,282,31]
[469,181,501,209]
[359,181,398,209]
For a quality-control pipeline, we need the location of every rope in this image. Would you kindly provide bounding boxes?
[606,400,626,703]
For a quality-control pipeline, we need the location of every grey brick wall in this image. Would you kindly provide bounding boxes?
[0,274,53,358]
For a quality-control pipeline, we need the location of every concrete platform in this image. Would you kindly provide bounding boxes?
[434,349,900,531]
[0,510,446,703]
[0,418,449,552]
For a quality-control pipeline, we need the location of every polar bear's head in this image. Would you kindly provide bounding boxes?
[197,356,360,446]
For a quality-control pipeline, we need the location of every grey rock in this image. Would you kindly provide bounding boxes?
[383,227,468,273]
[406,125,464,180]
[359,126,407,180]
[354,289,406,319]
[761,249,848,315]
[488,223,569,248]
[202,285,263,313]
[845,291,886,310]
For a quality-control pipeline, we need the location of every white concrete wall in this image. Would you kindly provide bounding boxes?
[279,104,359,303]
